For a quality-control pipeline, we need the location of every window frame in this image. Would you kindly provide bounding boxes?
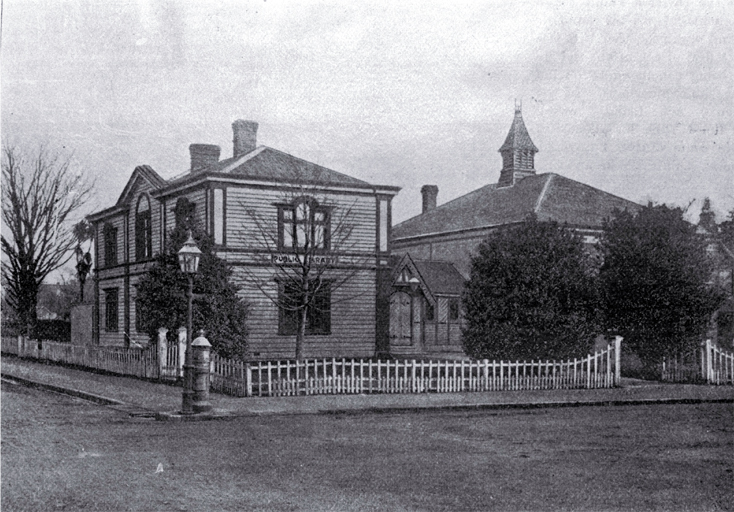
[425,300,435,322]
[135,195,153,262]
[278,279,332,336]
[174,197,196,232]
[277,198,331,252]
[103,223,118,267]
[104,288,119,332]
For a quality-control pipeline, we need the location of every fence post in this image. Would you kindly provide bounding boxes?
[704,339,713,384]
[245,363,252,397]
[614,336,622,386]
[157,328,168,379]
[177,327,187,378]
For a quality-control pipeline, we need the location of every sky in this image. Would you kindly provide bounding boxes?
[2,0,733,279]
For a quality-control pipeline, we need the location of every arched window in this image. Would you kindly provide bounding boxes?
[135,195,152,261]
[278,197,330,251]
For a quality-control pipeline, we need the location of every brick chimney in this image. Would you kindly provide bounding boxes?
[232,120,259,158]
[189,144,221,173]
[421,185,438,213]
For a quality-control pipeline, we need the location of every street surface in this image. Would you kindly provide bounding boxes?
[2,381,732,511]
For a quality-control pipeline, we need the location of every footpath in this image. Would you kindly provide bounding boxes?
[2,355,733,420]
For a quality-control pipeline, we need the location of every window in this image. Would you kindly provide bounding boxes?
[104,288,119,332]
[278,280,331,336]
[175,197,196,232]
[279,199,330,251]
[103,223,118,267]
[449,298,460,321]
[135,195,152,261]
[425,301,435,322]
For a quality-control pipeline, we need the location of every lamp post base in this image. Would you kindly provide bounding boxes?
[181,363,195,414]
[192,401,212,413]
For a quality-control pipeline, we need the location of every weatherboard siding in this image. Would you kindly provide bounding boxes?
[226,187,378,253]
[230,266,377,360]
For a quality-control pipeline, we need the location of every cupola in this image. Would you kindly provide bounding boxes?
[498,102,538,187]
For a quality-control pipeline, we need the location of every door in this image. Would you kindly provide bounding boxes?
[389,292,412,346]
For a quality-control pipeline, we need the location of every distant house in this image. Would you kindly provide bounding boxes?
[388,106,641,357]
[698,214,734,348]
[88,120,399,359]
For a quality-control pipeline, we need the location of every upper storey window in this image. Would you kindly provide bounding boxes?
[278,198,330,252]
[135,195,152,261]
[175,197,196,232]
[103,223,118,267]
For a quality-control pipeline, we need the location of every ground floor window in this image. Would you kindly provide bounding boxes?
[278,280,331,336]
[104,288,119,332]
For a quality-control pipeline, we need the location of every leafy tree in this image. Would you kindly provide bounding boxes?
[719,207,734,265]
[135,223,250,360]
[462,217,600,361]
[599,204,724,372]
[1,144,93,335]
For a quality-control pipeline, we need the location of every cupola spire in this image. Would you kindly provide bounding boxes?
[498,102,538,187]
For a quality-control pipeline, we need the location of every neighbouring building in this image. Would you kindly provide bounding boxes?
[698,209,734,348]
[387,106,641,357]
[88,120,399,359]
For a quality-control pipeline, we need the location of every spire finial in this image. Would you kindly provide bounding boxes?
[515,98,522,114]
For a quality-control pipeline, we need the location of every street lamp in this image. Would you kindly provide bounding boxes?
[408,277,421,294]
[178,231,202,414]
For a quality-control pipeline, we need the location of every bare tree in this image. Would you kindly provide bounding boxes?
[242,181,366,360]
[2,144,93,335]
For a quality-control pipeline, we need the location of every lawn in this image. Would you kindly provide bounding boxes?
[2,382,732,511]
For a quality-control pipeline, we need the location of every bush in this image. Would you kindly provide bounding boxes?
[462,217,600,361]
[136,225,250,360]
[599,204,725,372]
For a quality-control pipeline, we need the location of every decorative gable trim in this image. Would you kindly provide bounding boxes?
[116,165,166,206]
[391,253,436,305]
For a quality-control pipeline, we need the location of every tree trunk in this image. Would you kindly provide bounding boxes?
[295,306,307,360]
[18,277,39,337]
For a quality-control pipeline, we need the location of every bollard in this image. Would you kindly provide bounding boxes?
[191,330,212,413]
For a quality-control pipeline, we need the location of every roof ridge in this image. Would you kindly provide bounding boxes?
[220,146,267,173]
[534,173,555,213]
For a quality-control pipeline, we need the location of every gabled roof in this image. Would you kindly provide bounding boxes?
[392,254,465,301]
[392,173,641,241]
[116,165,166,206]
[498,109,538,153]
[413,260,466,296]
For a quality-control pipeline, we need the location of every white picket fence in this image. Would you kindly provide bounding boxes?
[661,339,734,385]
[11,335,731,397]
[209,338,623,397]
[1,336,159,379]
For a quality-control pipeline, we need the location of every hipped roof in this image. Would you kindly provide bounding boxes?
[392,173,641,241]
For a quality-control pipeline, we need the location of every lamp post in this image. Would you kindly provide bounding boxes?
[177,231,202,414]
